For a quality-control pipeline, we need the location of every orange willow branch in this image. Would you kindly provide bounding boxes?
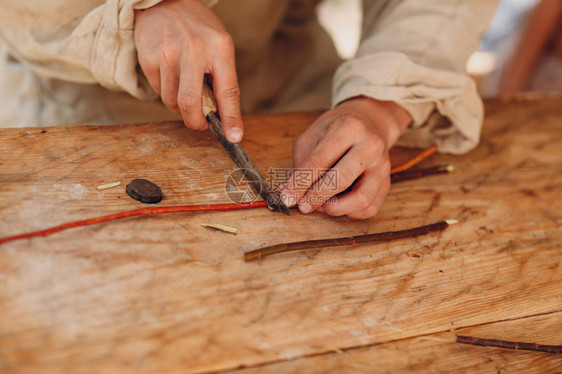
[0,201,268,246]
[391,165,454,183]
[390,145,438,175]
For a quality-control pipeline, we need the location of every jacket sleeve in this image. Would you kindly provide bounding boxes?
[332,0,499,154]
[0,0,208,100]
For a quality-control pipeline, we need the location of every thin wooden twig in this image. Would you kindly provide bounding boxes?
[0,201,268,246]
[244,220,457,261]
[456,335,562,354]
[391,165,454,183]
[390,145,438,174]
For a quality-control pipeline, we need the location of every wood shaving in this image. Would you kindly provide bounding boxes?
[97,181,121,190]
[201,223,238,234]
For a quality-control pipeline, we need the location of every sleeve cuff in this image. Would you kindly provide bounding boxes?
[332,51,483,154]
[90,0,165,100]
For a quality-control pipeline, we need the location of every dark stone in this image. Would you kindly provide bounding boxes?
[126,179,163,204]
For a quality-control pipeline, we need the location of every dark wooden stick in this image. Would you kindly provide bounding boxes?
[456,335,562,354]
[0,201,268,246]
[244,220,457,261]
[391,165,453,183]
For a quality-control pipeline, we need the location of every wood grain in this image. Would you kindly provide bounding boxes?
[0,96,561,373]
[228,312,562,373]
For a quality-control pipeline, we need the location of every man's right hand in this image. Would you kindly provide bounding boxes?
[134,0,243,142]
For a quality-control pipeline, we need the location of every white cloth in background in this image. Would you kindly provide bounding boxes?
[0,0,498,153]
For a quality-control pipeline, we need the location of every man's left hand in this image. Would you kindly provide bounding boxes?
[278,97,411,219]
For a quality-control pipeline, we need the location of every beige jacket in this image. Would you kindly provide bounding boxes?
[0,0,498,153]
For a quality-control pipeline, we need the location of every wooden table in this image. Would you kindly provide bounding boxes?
[0,96,561,373]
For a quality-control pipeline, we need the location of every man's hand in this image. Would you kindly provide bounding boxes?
[279,97,411,219]
[134,0,243,142]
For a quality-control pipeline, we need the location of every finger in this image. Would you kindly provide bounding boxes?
[160,65,180,114]
[291,114,335,167]
[292,130,321,168]
[279,123,356,206]
[278,114,339,192]
[139,55,161,95]
[346,177,390,220]
[298,145,369,214]
[321,162,390,218]
[177,64,207,131]
[273,131,319,192]
[211,49,243,142]
[279,114,339,192]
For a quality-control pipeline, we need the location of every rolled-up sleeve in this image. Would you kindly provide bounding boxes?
[332,0,499,154]
[0,0,165,100]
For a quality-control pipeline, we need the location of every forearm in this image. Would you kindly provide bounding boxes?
[332,0,500,154]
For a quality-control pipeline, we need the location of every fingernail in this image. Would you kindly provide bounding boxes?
[229,127,243,142]
[280,192,296,208]
[299,202,312,214]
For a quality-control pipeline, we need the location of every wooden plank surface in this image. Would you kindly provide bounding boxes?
[229,311,562,373]
[0,96,561,373]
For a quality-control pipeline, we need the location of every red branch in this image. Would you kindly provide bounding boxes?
[0,201,267,246]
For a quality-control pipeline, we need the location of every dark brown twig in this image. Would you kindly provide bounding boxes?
[456,335,562,354]
[391,165,454,183]
[244,220,457,261]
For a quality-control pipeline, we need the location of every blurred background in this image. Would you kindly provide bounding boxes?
[318,0,562,97]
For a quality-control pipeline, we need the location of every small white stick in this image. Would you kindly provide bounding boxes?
[97,181,121,190]
[201,223,238,234]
